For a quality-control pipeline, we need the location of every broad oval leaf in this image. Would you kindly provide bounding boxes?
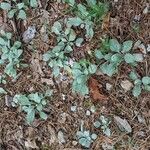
[124,53,135,64]
[122,40,133,52]
[142,76,150,85]
[109,39,121,52]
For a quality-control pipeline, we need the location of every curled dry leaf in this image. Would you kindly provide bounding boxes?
[89,77,108,102]
[102,12,110,31]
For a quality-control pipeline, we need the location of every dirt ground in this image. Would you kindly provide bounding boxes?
[0,0,149,150]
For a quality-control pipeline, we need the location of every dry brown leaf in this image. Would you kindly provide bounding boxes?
[102,12,110,30]
[89,77,108,101]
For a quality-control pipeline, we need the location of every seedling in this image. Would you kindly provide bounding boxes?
[95,39,143,76]
[129,71,150,97]
[72,59,97,95]
[12,92,48,124]
[0,1,27,20]
[76,121,97,148]
[0,30,23,78]
[94,115,111,136]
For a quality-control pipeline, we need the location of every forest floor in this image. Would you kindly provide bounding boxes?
[0,0,149,150]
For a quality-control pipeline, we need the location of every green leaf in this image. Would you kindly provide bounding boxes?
[93,121,101,128]
[110,53,122,64]
[17,3,24,9]
[28,93,41,103]
[124,53,135,64]
[65,45,73,52]
[67,17,83,27]
[14,41,21,48]
[65,0,75,6]
[91,133,97,140]
[0,2,11,10]
[8,9,17,18]
[134,79,142,85]
[88,64,97,74]
[142,76,150,85]
[79,137,91,148]
[129,71,138,80]
[26,107,35,124]
[0,37,6,45]
[30,0,38,7]
[18,95,30,105]
[100,63,117,76]
[132,85,142,97]
[75,38,84,47]
[6,32,12,39]
[0,87,7,94]
[85,21,94,39]
[4,63,17,78]
[144,85,150,91]
[39,111,47,120]
[122,40,133,52]
[109,39,121,52]
[103,128,111,137]
[94,50,104,59]
[52,21,62,35]
[18,10,26,20]
[69,29,76,41]
[43,53,51,61]
[86,0,97,6]
[53,66,60,77]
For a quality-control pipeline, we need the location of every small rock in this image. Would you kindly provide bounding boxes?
[72,141,78,146]
[143,3,149,14]
[62,94,66,100]
[114,116,132,133]
[121,80,133,92]
[58,131,66,144]
[138,44,147,54]
[71,106,77,112]
[147,44,150,52]
[90,105,96,113]
[106,83,112,91]
[86,110,91,116]
[5,95,13,107]
[22,26,36,43]
[137,115,146,124]
[133,14,141,22]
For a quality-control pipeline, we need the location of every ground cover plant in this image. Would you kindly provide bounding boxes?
[0,0,149,149]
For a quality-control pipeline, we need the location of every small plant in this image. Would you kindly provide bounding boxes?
[76,121,97,148]
[86,0,109,22]
[94,115,111,136]
[43,19,84,77]
[0,30,23,78]
[129,71,150,97]
[26,0,38,7]
[12,92,49,124]
[95,39,143,76]
[72,59,97,95]
[0,1,27,20]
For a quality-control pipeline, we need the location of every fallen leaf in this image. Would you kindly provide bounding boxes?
[114,116,132,133]
[102,12,110,30]
[89,77,108,101]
